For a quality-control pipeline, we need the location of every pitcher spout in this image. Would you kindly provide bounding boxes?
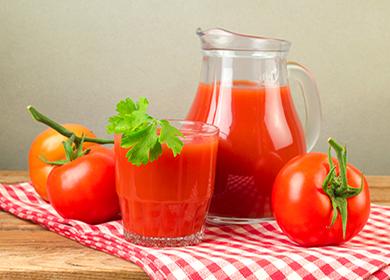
[196,27,291,52]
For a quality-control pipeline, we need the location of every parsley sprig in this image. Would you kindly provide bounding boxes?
[107,97,184,166]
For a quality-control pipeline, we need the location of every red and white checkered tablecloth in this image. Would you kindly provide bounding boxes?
[1,182,389,280]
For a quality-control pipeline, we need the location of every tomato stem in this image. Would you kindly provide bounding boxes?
[323,137,364,240]
[328,138,349,192]
[27,105,114,145]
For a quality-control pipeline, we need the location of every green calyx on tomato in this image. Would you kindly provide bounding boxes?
[27,105,114,165]
[322,138,363,239]
[40,134,91,165]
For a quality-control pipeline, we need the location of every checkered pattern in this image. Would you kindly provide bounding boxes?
[1,182,389,280]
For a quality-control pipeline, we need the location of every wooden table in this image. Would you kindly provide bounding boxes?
[1,171,389,280]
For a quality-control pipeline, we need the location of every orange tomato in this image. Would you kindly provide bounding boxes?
[28,124,97,201]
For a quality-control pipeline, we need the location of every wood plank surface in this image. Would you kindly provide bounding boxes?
[1,170,389,279]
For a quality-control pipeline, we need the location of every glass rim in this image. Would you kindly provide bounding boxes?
[164,119,219,137]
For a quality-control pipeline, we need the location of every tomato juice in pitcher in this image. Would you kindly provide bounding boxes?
[187,28,321,223]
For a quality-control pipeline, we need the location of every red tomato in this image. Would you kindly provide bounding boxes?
[47,146,120,224]
[272,152,370,247]
[29,124,97,201]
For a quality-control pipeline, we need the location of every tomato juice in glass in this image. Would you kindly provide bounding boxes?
[187,81,306,220]
[115,121,219,247]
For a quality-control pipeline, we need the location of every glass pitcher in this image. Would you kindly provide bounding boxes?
[187,28,321,224]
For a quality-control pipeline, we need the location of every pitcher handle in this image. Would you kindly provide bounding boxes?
[287,62,322,152]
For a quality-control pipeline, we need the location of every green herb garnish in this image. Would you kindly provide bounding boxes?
[107,97,183,166]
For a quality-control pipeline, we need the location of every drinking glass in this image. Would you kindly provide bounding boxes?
[115,120,219,247]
